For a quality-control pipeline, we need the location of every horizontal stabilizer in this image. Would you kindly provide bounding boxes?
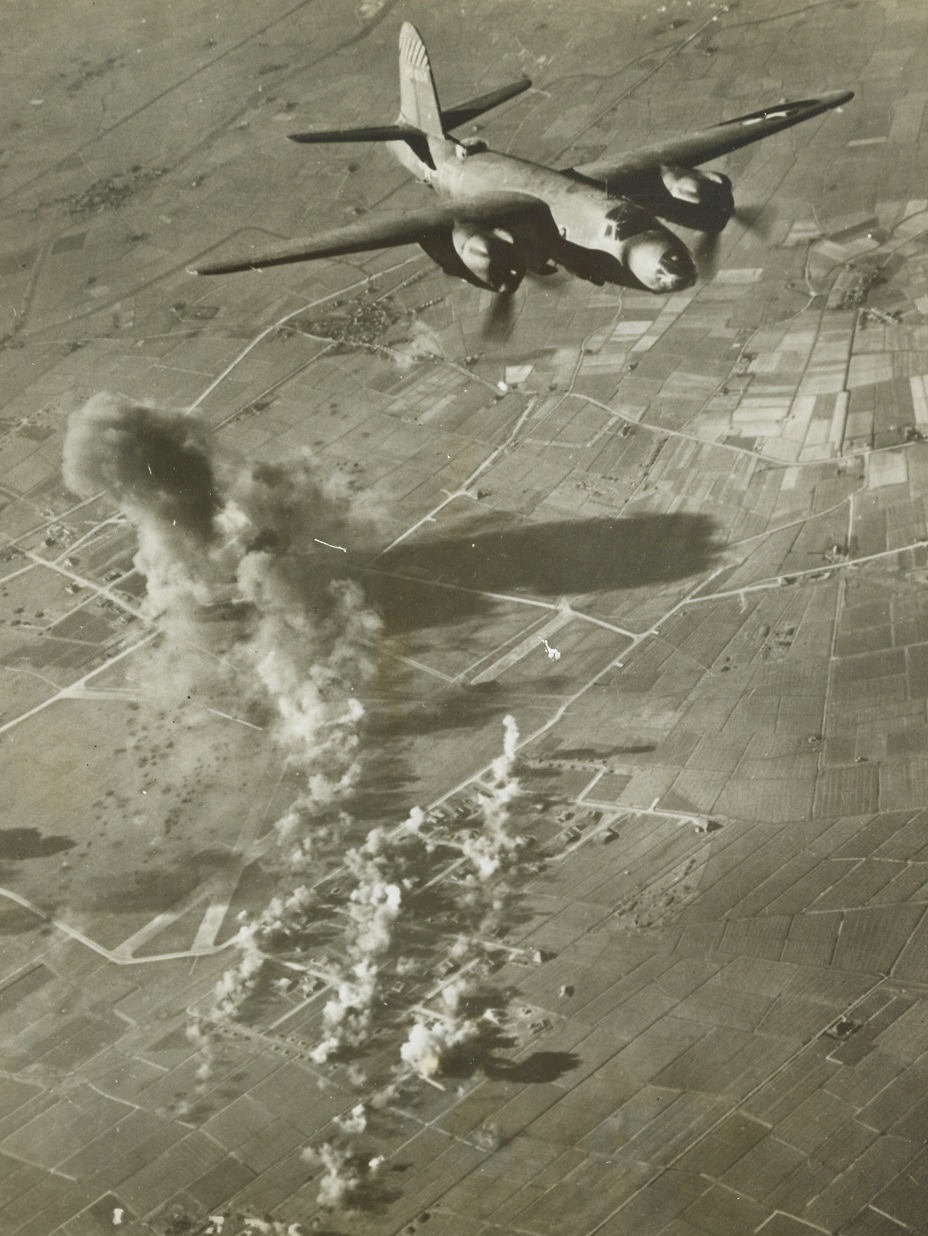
[442,78,532,131]
[289,124,420,144]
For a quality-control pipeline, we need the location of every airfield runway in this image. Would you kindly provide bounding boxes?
[2,0,928,1232]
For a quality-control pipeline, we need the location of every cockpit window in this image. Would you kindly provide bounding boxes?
[457,137,488,157]
[606,199,653,241]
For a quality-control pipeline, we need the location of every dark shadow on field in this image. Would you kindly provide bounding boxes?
[0,829,77,860]
[488,1050,582,1083]
[438,1016,581,1084]
[77,848,236,914]
[0,904,43,934]
[551,743,657,759]
[368,681,511,740]
[347,734,420,824]
[363,511,718,633]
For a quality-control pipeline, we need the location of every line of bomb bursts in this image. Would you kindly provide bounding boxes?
[63,396,541,1225]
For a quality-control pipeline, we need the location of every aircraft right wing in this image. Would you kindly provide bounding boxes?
[567,91,853,189]
[191,192,547,275]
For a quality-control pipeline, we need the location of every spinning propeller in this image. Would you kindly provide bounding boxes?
[693,204,770,282]
[481,288,518,342]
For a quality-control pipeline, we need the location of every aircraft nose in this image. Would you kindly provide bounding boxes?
[626,234,697,292]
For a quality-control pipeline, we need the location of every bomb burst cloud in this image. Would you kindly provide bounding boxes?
[62,393,221,542]
[309,819,427,1063]
[302,1139,383,1212]
[63,394,379,855]
[311,956,381,1063]
[399,1015,479,1083]
[239,1219,308,1235]
[63,393,224,615]
[461,714,523,881]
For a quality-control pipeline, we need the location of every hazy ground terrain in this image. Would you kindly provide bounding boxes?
[2,0,928,1232]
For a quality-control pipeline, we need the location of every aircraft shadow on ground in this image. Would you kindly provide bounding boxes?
[362,511,718,633]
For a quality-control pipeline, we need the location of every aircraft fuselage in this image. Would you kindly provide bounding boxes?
[388,134,697,294]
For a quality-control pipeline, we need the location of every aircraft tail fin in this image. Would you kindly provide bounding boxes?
[398,22,444,137]
[288,25,528,149]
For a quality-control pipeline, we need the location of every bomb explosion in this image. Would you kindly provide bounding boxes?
[62,394,536,1218]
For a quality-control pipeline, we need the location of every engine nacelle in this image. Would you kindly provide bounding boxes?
[452,223,525,293]
[660,166,734,230]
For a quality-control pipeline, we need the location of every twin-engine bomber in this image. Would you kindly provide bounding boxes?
[192,23,852,304]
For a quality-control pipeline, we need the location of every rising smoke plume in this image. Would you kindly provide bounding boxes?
[302,1139,383,1211]
[62,393,223,614]
[310,824,408,1063]
[461,714,523,880]
[399,1013,479,1083]
[395,716,526,1084]
[63,395,383,1081]
[64,395,379,814]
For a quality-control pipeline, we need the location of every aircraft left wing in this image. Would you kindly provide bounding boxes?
[567,90,853,189]
[191,192,546,275]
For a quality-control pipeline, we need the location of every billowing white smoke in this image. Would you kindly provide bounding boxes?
[302,1139,382,1211]
[392,319,444,370]
[211,921,265,1022]
[461,714,522,880]
[203,883,318,1039]
[240,1219,308,1235]
[186,1016,217,1088]
[234,554,378,807]
[310,957,380,1064]
[335,1103,368,1135]
[392,717,526,1085]
[310,826,406,1063]
[65,400,538,1145]
[62,397,379,808]
[345,828,403,957]
[399,1014,478,1082]
[397,974,479,1083]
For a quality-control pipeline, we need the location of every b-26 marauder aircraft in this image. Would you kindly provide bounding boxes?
[193,23,851,310]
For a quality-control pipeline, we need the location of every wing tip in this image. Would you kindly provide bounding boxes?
[191,260,266,276]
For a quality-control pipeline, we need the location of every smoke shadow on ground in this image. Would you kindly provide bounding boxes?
[0,903,44,934]
[486,1050,582,1083]
[76,848,237,914]
[347,740,421,824]
[439,1018,581,1083]
[359,510,719,633]
[347,1165,404,1214]
[369,681,513,742]
[551,743,657,759]
[404,876,538,946]
[0,829,77,860]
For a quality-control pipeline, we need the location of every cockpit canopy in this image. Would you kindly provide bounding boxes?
[455,137,489,159]
[603,198,660,242]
